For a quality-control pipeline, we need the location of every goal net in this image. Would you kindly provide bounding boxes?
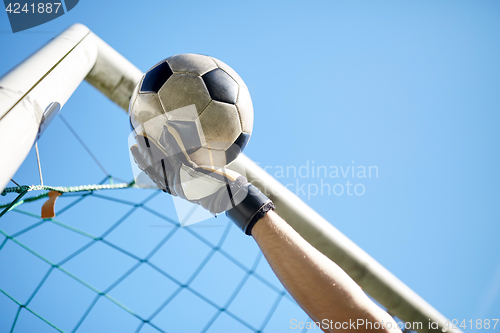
[0,111,313,333]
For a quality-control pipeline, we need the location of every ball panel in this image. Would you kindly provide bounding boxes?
[198,101,242,151]
[235,85,254,133]
[128,80,141,130]
[211,57,246,87]
[140,61,173,93]
[129,92,165,136]
[162,120,202,155]
[164,104,201,122]
[189,146,211,166]
[166,54,217,76]
[202,68,238,105]
[157,73,211,115]
[141,112,168,143]
[131,75,141,99]
[189,147,227,168]
[233,131,251,151]
[208,149,228,168]
[225,132,251,165]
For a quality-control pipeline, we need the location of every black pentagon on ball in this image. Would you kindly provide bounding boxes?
[140,62,173,93]
[202,68,238,104]
[225,132,251,164]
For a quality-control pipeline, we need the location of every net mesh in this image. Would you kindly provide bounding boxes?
[0,178,320,332]
[0,102,320,333]
[0,108,412,333]
[0,177,316,333]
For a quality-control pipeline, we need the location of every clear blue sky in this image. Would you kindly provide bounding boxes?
[1,1,499,332]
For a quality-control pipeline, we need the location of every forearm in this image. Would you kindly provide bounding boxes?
[252,210,400,333]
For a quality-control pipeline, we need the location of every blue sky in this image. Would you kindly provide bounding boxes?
[1,1,499,332]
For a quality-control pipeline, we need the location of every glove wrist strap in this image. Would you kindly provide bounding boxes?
[226,184,275,235]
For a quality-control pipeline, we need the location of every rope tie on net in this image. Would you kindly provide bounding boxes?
[0,181,136,219]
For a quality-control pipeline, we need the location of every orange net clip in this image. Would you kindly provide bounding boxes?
[41,191,62,219]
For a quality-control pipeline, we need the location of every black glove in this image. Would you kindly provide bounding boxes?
[130,124,274,235]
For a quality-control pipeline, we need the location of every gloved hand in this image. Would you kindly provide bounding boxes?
[130,123,274,235]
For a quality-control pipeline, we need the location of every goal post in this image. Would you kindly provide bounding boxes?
[0,23,142,192]
[0,24,96,192]
[0,23,460,333]
[229,155,456,332]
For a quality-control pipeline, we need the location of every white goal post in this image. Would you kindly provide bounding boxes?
[0,23,460,333]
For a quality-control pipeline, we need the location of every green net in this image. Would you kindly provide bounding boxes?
[0,111,411,333]
[0,106,317,332]
[0,176,314,333]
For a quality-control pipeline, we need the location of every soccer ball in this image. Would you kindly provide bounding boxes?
[129,54,253,167]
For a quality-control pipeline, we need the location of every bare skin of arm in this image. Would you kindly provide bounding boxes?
[252,210,401,333]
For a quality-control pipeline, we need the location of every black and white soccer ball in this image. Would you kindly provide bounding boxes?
[129,54,253,167]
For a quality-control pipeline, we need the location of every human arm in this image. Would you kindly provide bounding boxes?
[252,210,401,333]
[129,130,401,332]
